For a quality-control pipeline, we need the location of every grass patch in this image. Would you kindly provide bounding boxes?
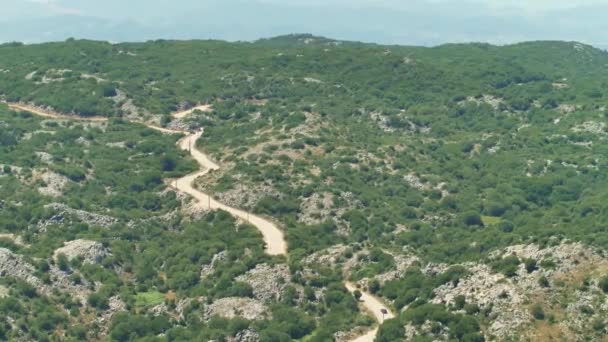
[481,216,502,226]
[135,291,165,308]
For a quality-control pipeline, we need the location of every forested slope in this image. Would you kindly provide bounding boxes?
[1,35,608,341]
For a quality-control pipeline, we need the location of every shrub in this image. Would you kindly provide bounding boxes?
[524,258,538,273]
[461,212,484,226]
[531,304,545,320]
[600,275,608,293]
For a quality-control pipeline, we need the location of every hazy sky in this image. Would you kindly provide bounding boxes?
[2,0,608,48]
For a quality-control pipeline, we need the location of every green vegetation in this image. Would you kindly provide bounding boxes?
[2,35,608,340]
[134,291,165,308]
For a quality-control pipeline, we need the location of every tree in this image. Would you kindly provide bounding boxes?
[538,276,550,288]
[57,254,70,272]
[161,155,177,171]
[461,212,483,226]
[524,258,538,273]
[102,85,117,97]
[454,295,466,310]
[531,304,545,320]
[376,318,405,342]
[353,290,362,301]
[368,279,380,294]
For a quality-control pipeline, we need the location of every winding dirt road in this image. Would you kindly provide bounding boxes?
[7,102,391,340]
[170,129,287,256]
[6,103,108,122]
[172,104,213,119]
[126,108,288,256]
[345,282,395,342]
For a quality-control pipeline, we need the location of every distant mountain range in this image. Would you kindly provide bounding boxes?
[1,0,608,49]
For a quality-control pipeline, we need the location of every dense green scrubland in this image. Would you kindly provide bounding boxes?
[1,35,608,341]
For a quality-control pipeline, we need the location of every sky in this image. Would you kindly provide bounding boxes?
[2,0,608,49]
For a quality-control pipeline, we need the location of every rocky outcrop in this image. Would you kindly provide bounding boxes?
[150,297,198,321]
[232,329,260,342]
[42,203,117,228]
[0,284,8,298]
[0,248,94,303]
[212,181,280,211]
[54,239,109,264]
[35,151,54,164]
[432,263,529,338]
[430,243,608,340]
[0,248,41,287]
[95,296,127,335]
[204,297,268,321]
[200,251,228,279]
[572,121,606,135]
[236,264,291,302]
[37,171,69,197]
[298,192,335,225]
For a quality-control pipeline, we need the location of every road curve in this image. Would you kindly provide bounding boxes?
[129,110,288,256]
[5,102,288,256]
[171,130,287,256]
[172,104,213,119]
[8,102,391,340]
[345,282,395,342]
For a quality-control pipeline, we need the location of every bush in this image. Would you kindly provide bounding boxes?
[88,292,109,310]
[102,85,117,97]
[592,318,605,331]
[498,220,514,233]
[531,304,545,320]
[461,212,484,226]
[454,295,466,310]
[600,275,608,293]
[376,318,405,342]
[524,258,538,273]
[57,254,70,272]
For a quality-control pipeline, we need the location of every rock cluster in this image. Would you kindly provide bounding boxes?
[432,263,529,338]
[461,95,504,110]
[35,151,54,164]
[232,329,260,342]
[204,297,268,320]
[200,251,228,279]
[297,192,335,225]
[43,203,117,228]
[303,244,350,267]
[0,284,8,298]
[95,296,127,335]
[572,121,606,135]
[214,182,280,211]
[0,248,41,287]
[429,243,608,340]
[236,264,291,302]
[54,239,109,264]
[37,171,69,197]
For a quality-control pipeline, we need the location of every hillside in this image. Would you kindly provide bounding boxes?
[1,37,608,341]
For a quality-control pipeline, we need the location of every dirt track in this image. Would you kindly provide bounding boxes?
[7,103,108,122]
[345,282,395,342]
[172,104,213,119]
[170,129,287,256]
[7,102,392,340]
